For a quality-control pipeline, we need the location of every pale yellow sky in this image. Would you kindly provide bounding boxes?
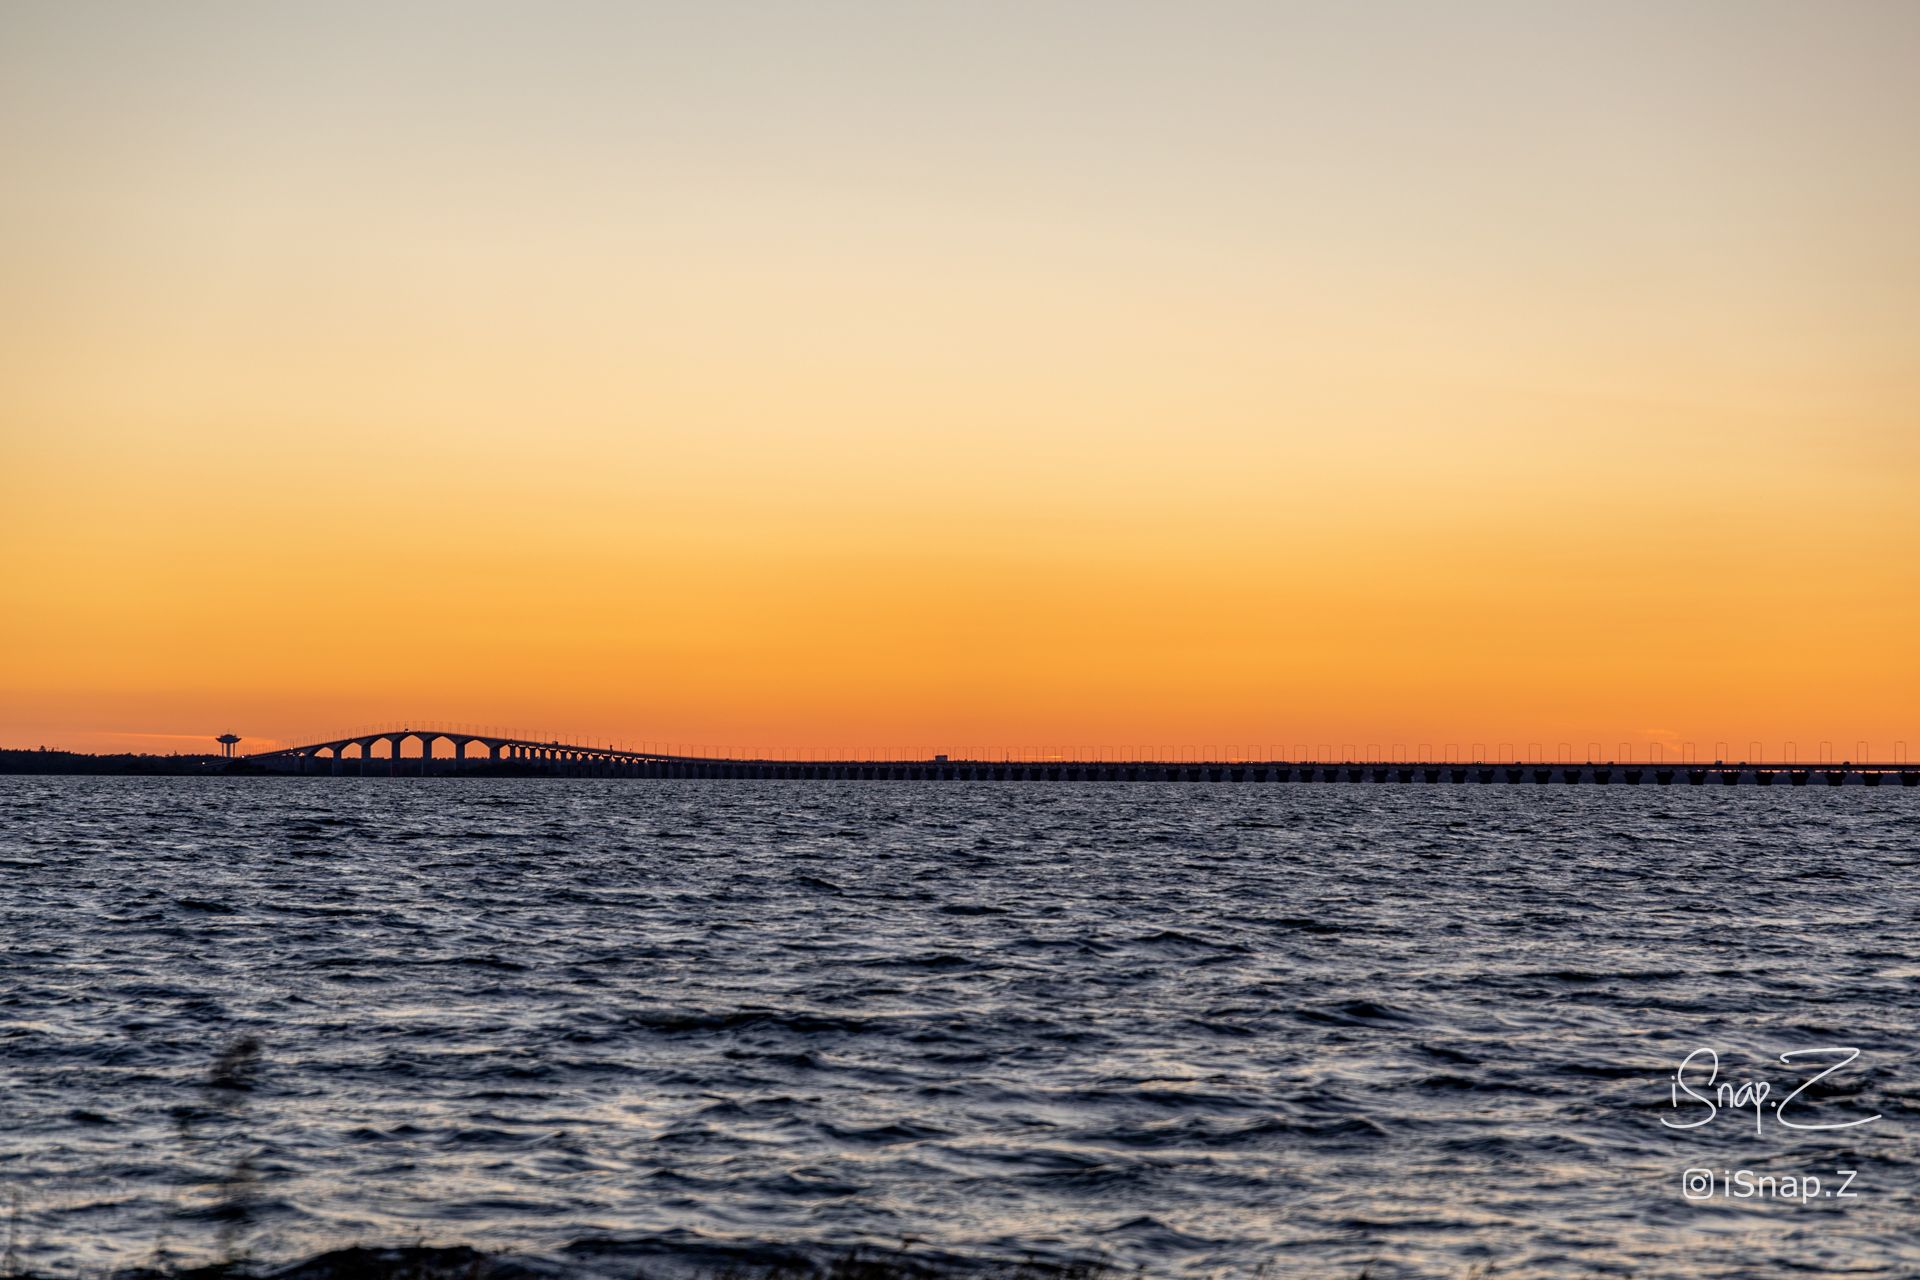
[2,1,1915,756]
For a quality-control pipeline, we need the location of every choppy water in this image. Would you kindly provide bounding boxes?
[2,779,1917,1278]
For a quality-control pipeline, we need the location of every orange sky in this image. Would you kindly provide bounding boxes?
[2,2,1915,759]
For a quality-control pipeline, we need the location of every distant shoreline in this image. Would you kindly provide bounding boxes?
[0,748,240,776]
[3,748,1915,787]
[0,750,554,778]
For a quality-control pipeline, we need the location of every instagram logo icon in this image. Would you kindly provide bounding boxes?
[1682,1168,1715,1200]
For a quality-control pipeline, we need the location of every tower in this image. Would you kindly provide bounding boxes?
[216,733,241,759]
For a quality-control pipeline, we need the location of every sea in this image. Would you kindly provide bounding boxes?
[2,778,1916,1278]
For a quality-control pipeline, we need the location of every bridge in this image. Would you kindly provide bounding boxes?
[246,731,1917,785]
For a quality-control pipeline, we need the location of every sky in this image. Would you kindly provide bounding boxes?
[2,1,1916,760]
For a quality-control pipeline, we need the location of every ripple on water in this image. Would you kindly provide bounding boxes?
[1,778,1917,1279]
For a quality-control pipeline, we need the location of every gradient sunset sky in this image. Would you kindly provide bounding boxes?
[3,1,1916,760]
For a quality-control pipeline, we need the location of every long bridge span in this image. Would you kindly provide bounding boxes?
[247,731,1917,786]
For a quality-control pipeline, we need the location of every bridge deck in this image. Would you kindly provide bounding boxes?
[247,735,1917,786]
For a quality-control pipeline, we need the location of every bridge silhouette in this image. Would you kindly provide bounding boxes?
[247,730,1917,786]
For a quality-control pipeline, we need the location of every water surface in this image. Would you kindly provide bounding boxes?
[2,779,1915,1277]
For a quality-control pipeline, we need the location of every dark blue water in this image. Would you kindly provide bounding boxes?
[2,779,1916,1277]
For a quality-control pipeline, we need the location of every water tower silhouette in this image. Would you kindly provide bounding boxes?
[215,733,242,759]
